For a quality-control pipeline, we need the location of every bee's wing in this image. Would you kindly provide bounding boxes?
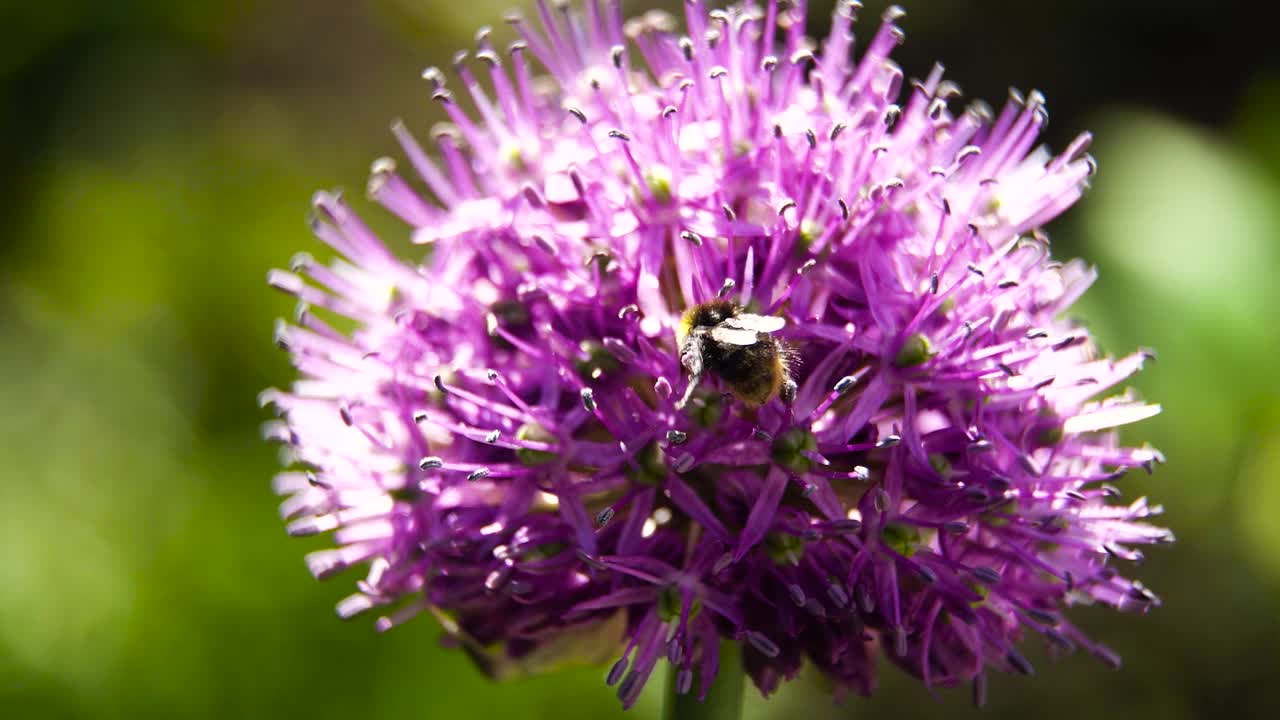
[723,314,785,333]
[710,325,763,346]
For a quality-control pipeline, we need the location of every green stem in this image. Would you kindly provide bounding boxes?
[663,641,745,720]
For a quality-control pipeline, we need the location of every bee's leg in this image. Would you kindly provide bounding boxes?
[679,334,704,376]
[675,371,703,410]
[675,335,705,410]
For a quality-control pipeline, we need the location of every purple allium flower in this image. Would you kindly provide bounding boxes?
[262,0,1171,708]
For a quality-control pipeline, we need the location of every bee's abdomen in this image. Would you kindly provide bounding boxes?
[714,336,783,407]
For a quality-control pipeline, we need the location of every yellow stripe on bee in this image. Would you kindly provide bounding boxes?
[676,308,697,347]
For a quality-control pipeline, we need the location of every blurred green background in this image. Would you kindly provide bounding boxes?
[2,1,1278,718]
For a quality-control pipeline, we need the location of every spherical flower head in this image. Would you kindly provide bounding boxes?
[262,0,1170,708]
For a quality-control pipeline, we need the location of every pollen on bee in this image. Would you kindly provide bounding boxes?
[480,521,505,536]
[641,518,658,538]
[538,491,560,508]
[846,507,863,522]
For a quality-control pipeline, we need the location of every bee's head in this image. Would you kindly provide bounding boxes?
[676,299,740,346]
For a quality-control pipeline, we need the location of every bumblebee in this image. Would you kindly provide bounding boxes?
[675,300,796,409]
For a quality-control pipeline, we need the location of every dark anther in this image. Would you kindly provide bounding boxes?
[1024,608,1058,626]
[745,631,780,658]
[667,639,685,666]
[827,581,849,608]
[595,507,615,527]
[972,673,988,709]
[1045,629,1076,651]
[1007,649,1035,675]
[1128,582,1158,603]
[679,37,695,61]
[877,488,896,509]
[680,230,704,246]
[521,184,544,207]
[830,518,862,534]
[606,657,628,686]
[971,566,1002,584]
[423,65,446,87]
[834,375,859,394]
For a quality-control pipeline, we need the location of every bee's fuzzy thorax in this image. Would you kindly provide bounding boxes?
[677,300,740,346]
